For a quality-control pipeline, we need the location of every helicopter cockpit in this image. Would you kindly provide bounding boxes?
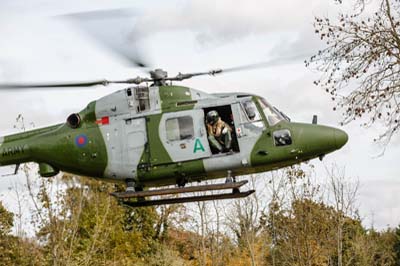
[240,97,292,147]
[241,97,288,126]
[257,98,294,147]
[257,98,288,126]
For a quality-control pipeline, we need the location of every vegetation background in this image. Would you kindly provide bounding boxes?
[0,163,399,266]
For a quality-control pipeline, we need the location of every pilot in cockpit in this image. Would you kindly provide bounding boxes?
[206,110,232,153]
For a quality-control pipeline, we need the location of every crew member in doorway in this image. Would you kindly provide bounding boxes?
[206,110,232,153]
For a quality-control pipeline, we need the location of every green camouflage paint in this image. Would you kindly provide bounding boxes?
[159,85,194,112]
[0,101,108,177]
[138,158,206,186]
[250,122,342,168]
[145,114,172,165]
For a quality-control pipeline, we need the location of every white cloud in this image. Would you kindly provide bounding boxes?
[136,0,334,41]
[358,179,400,228]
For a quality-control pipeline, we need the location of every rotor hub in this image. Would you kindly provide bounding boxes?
[150,69,168,80]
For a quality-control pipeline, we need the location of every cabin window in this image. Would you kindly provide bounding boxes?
[273,129,292,146]
[166,116,194,141]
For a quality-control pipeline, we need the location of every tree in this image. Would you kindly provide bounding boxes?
[0,201,44,266]
[0,201,13,237]
[394,225,400,266]
[26,172,159,266]
[267,198,340,265]
[326,165,359,266]
[262,164,393,266]
[307,0,400,147]
[227,177,266,266]
[0,201,14,264]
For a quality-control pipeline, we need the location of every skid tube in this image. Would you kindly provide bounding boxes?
[121,190,255,208]
[110,180,255,207]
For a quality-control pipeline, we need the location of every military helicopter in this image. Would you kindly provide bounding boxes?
[0,64,348,207]
[0,9,347,207]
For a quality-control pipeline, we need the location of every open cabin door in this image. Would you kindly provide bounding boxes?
[150,109,211,165]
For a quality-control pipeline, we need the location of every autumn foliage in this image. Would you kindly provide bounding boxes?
[0,164,399,266]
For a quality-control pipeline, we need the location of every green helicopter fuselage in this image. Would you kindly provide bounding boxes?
[0,85,348,188]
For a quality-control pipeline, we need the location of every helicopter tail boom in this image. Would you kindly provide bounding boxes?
[0,135,32,167]
[0,124,62,168]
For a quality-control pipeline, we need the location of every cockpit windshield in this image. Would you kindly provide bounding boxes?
[258,98,285,126]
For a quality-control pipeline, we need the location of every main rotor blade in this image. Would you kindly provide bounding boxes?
[0,78,143,89]
[0,53,313,89]
[219,53,309,74]
[62,8,150,69]
[169,53,311,80]
[0,80,107,89]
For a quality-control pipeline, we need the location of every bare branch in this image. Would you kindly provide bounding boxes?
[307,0,400,148]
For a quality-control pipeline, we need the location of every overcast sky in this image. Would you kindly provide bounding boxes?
[0,0,398,230]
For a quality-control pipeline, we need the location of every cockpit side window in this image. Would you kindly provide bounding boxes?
[258,98,284,126]
[241,100,265,129]
[243,100,261,121]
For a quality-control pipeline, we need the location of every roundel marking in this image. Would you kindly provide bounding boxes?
[75,134,88,148]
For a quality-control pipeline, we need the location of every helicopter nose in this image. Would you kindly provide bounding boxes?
[334,128,348,149]
[289,123,348,158]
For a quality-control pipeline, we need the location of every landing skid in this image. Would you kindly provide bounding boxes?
[122,190,255,208]
[110,180,255,207]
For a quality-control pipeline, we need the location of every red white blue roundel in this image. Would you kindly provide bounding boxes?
[75,134,88,148]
